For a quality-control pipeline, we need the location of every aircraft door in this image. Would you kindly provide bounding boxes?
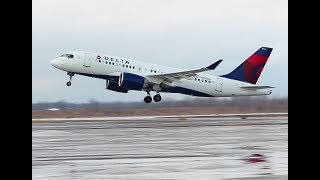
[215,77,223,92]
[84,53,92,67]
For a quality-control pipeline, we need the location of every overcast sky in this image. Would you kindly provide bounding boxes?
[32,0,288,103]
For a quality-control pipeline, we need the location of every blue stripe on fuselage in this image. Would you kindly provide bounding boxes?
[76,72,120,82]
[161,86,213,97]
[75,72,213,97]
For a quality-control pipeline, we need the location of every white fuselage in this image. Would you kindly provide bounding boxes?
[50,51,272,97]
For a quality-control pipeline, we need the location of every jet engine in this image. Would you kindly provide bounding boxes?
[118,72,147,90]
[106,80,128,93]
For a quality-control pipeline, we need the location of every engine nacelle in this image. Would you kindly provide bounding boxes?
[118,72,147,90]
[106,80,128,93]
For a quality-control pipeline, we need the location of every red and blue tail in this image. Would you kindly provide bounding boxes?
[221,47,272,84]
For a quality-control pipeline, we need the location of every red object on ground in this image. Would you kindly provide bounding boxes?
[246,154,266,163]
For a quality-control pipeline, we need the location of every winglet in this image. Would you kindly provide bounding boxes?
[207,59,222,70]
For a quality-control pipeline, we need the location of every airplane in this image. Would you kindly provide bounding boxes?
[50,47,274,103]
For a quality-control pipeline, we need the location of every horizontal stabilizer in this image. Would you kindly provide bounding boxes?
[240,85,275,90]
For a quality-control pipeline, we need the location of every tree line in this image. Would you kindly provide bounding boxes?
[32,96,288,110]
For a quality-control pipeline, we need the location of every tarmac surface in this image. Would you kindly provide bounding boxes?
[32,114,288,179]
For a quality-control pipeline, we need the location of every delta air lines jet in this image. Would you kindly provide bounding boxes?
[50,47,274,103]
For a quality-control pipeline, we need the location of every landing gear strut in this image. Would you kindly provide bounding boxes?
[66,72,74,86]
[144,91,152,103]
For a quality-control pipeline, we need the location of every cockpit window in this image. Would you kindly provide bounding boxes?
[60,54,74,58]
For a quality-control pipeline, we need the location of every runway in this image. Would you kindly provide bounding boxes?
[32,114,288,179]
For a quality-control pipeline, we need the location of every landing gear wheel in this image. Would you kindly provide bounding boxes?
[144,96,152,103]
[66,81,71,86]
[153,95,161,102]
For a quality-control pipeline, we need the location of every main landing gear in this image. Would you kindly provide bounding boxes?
[144,93,152,103]
[144,91,162,103]
[153,94,161,102]
[66,72,74,86]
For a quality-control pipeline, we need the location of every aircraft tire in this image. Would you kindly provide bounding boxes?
[144,96,152,103]
[153,95,161,102]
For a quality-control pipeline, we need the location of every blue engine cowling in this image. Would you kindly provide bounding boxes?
[106,80,128,93]
[118,72,146,90]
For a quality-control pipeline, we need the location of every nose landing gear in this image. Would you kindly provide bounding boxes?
[66,72,74,86]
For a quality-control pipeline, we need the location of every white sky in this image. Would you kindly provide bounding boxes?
[32,0,288,103]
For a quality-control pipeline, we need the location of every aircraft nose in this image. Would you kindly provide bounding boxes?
[50,58,62,68]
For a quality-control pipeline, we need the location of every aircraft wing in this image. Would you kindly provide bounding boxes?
[147,59,222,82]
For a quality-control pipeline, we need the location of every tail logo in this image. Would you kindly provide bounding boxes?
[221,47,272,84]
